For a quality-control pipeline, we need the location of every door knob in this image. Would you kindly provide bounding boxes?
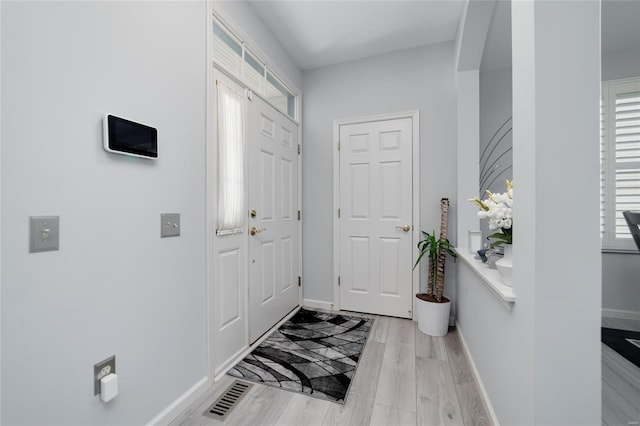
[250,227,266,236]
[395,224,411,232]
[249,209,257,218]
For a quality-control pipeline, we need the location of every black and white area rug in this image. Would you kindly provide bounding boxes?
[602,327,640,369]
[227,309,373,404]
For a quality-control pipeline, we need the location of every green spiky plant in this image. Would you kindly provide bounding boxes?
[413,198,457,303]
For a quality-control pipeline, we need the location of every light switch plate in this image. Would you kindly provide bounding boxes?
[161,213,180,238]
[29,216,60,253]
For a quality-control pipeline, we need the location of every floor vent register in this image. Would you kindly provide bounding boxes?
[203,380,253,421]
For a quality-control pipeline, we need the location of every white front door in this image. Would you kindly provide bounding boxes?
[339,117,414,318]
[248,94,300,342]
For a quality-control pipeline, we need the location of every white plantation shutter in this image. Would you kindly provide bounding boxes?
[601,77,640,250]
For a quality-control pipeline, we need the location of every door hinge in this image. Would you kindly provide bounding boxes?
[247,90,253,101]
[297,210,301,221]
[338,276,341,286]
[298,144,301,155]
[337,140,341,151]
[298,276,301,287]
[338,208,341,218]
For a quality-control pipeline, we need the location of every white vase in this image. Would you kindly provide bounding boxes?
[496,244,513,287]
[415,295,451,336]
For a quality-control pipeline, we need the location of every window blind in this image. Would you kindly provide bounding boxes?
[601,78,640,250]
[212,19,242,79]
[211,16,296,120]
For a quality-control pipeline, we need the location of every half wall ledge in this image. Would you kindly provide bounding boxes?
[455,248,516,306]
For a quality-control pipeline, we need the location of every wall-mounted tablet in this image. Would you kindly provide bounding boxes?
[103,114,158,159]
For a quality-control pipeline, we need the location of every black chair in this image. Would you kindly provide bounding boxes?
[622,211,640,252]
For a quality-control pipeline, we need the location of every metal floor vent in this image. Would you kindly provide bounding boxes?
[203,380,253,421]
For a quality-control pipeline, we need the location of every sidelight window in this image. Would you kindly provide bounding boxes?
[216,81,245,235]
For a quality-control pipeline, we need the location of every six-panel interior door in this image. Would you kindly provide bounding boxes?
[248,95,300,343]
[339,118,413,318]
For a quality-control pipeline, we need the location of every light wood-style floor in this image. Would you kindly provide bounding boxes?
[171,314,492,426]
[602,317,640,426]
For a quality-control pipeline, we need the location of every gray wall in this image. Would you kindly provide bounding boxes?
[602,47,640,82]
[478,67,513,243]
[302,43,457,304]
[601,46,640,316]
[1,2,208,424]
[479,67,512,197]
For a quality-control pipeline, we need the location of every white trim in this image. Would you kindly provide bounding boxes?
[204,0,216,394]
[214,306,301,381]
[297,93,303,307]
[602,308,640,321]
[332,111,420,316]
[455,322,500,426]
[302,298,336,311]
[145,376,211,426]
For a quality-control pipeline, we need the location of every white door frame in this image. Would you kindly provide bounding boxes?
[205,65,303,382]
[332,111,420,318]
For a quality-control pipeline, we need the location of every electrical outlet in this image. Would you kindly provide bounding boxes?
[94,356,116,395]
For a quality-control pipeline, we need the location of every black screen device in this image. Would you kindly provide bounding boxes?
[103,114,158,159]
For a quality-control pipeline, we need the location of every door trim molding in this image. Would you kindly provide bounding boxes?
[332,110,420,317]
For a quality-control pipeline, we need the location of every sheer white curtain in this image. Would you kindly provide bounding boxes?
[216,81,245,235]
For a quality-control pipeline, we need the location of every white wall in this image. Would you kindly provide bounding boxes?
[302,43,457,305]
[1,2,208,424]
[601,46,640,316]
[456,1,602,424]
[456,70,481,255]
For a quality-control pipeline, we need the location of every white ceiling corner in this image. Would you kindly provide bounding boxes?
[248,0,466,70]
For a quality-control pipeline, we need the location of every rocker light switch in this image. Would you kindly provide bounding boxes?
[29,216,60,253]
[161,213,180,238]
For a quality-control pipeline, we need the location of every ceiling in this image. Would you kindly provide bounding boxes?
[248,0,465,70]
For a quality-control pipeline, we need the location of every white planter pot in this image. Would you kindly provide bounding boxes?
[496,244,513,287]
[415,295,451,337]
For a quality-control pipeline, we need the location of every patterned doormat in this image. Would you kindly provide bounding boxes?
[228,308,373,404]
[602,327,640,369]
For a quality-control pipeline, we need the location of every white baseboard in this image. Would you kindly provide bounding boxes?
[302,298,335,311]
[455,322,500,426]
[146,376,211,426]
[602,308,640,321]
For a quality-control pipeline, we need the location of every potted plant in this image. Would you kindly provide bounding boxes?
[413,198,457,336]
[469,180,513,285]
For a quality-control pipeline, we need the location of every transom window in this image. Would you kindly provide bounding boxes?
[212,17,296,120]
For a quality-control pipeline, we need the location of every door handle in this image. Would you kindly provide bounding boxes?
[395,224,411,232]
[250,227,266,236]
